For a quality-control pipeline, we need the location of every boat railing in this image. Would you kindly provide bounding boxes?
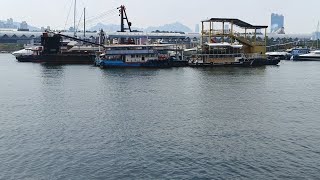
[243,53,266,59]
[194,53,266,59]
[252,42,266,46]
[105,49,156,55]
[202,29,232,35]
[193,53,243,59]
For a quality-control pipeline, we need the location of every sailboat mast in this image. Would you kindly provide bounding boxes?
[317,21,319,49]
[74,0,77,37]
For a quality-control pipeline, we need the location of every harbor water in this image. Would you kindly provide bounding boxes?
[1,53,320,179]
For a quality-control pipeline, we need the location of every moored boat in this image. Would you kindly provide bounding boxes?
[295,50,320,61]
[266,51,291,60]
[40,32,99,65]
[189,42,254,67]
[96,44,173,68]
[12,46,43,62]
[189,18,275,67]
[288,48,310,60]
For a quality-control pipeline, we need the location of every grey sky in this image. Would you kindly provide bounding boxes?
[0,0,318,33]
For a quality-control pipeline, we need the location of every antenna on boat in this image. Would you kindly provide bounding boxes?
[74,0,77,37]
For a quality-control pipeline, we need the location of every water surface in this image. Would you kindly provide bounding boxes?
[1,54,320,179]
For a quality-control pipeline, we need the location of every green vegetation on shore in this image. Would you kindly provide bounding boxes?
[0,44,24,52]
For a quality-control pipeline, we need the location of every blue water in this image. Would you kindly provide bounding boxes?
[1,54,320,179]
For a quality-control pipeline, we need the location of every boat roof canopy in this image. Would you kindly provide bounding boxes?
[103,44,175,48]
[202,18,268,29]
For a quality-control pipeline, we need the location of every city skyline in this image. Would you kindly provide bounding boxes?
[0,0,319,34]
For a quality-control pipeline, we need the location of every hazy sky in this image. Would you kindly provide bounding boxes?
[0,0,319,33]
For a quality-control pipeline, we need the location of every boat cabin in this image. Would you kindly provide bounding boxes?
[192,43,244,64]
[101,44,174,63]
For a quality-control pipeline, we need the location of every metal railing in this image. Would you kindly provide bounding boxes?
[193,53,243,59]
[243,53,266,59]
[105,49,156,55]
[192,53,266,59]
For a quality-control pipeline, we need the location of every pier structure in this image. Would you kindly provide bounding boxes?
[201,18,268,54]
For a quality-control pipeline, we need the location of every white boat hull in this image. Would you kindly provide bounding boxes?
[297,56,320,61]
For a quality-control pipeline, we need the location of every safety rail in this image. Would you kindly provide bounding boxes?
[192,53,266,59]
[243,53,266,59]
[105,49,156,55]
[193,53,243,58]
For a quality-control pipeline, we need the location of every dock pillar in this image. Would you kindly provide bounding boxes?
[222,21,225,42]
[254,28,257,44]
[231,21,234,43]
[245,28,247,39]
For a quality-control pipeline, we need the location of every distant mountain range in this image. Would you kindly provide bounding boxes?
[0,19,192,33]
[88,22,193,33]
[144,22,192,33]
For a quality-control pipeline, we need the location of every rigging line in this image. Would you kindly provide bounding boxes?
[95,14,119,23]
[88,18,120,29]
[76,11,84,32]
[64,0,74,30]
[85,13,118,24]
[59,7,118,31]
[91,8,118,17]
[80,14,119,28]
[84,8,118,20]
[63,10,117,30]
[84,9,118,22]
[80,11,118,26]
[90,10,119,21]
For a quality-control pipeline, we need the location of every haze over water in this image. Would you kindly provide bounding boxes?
[1,54,320,179]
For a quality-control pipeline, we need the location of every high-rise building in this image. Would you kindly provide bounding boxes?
[271,13,284,33]
[195,24,200,33]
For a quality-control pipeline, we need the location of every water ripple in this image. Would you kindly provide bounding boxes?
[1,55,320,179]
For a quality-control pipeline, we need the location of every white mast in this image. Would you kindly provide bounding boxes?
[84,7,86,38]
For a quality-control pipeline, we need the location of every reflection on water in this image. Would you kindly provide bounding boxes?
[40,64,65,78]
[0,54,320,179]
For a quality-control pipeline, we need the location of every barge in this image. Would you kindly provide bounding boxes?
[189,18,278,67]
